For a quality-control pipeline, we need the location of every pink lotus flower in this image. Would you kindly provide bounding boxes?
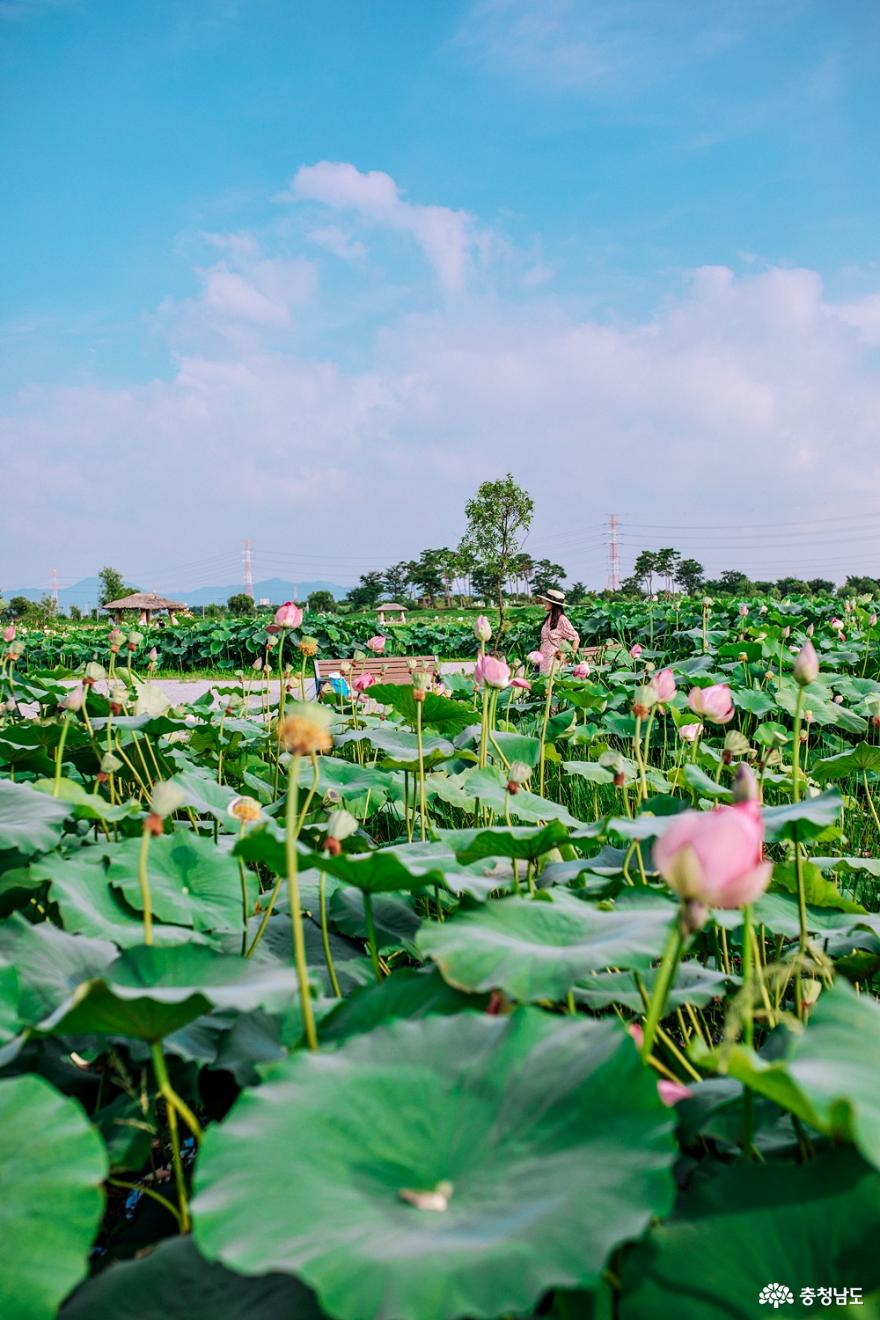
[475,655,511,689]
[629,643,643,658]
[572,661,591,678]
[274,601,302,628]
[678,721,703,743]
[148,647,158,663]
[510,676,531,691]
[831,617,842,630]
[353,672,376,693]
[628,1023,644,1048]
[793,639,819,687]
[2,624,14,643]
[366,635,386,654]
[688,683,735,724]
[738,604,749,617]
[651,668,676,703]
[527,650,544,667]
[473,615,492,643]
[653,800,772,911]
[870,614,878,627]
[657,1079,694,1106]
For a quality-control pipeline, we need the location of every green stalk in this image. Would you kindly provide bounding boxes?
[150,1040,203,1233]
[286,754,317,1050]
[415,698,427,843]
[363,891,382,982]
[138,827,154,945]
[319,872,341,997]
[538,662,557,797]
[741,903,755,1156]
[53,710,72,794]
[641,921,685,1061]
[791,686,809,1017]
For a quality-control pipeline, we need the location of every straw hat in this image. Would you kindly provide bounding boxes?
[536,588,566,606]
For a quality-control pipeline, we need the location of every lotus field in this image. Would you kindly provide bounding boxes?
[3,593,880,1319]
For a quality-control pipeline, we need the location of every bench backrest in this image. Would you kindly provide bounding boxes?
[314,655,438,687]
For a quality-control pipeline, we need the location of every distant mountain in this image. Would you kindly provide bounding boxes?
[4,576,348,611]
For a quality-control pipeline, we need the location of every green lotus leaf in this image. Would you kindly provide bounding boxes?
[575,960,738,1011]
[364,685,475,734]
[60,1237,323,1320]
[761,791,842,842]
[417,890,675,1001]
[319,966,485,1044]
[0,777,70,860]
[0,1074,107,1319]
[436,821,572,863]
[32,777,140,822]
[0,914,116,1023]
[621,1149,880,1320]
[696,980,880,1168]
[193,1011,676,1320]
[337,726,455,770]
[38,944,300,1041]
[813,742,880,780]
[107,831,254,932]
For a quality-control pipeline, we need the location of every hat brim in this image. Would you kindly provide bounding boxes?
[536,594,566,605]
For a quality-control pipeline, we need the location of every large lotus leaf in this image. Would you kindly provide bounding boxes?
[460,766,582,825]
[32,850,209,947]
[337,726,455,770]
[775,675,867,734]
[306,841,492,896]
[733,687,777,717]
[621,1149,880,1320]
[0,777,70,860]
[436,821,572,863]
[417,890,675,1001]
[319,967,486,1044]
[364,685,475,734]
[696,980,880,1168]
[60,1237,322,1320]
[107,831,249,932]
[0,914,116,1023]
[329,888,420,954]
[0,1074,107,1320]
[240,913,372,997]
[682,764,732,800]
[168,768,245,824]
[770,859,865,914]
[575,960,738,1011]
[0,957,21,1047]
[761,791,842,842]
[193,1011,676,1320]
[38,943,301,1041]
[813,742,880,780]
[296,755,403,805]
[490,730,542,767]
[713,891,880,941]
[32,777,140,822]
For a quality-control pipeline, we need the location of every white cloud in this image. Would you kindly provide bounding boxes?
[283,161,484,293]
[5,256,880,586]
[830,293,880,347]
[306,226,367,261]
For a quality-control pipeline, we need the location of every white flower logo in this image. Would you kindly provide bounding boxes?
[759,1283,794,1308]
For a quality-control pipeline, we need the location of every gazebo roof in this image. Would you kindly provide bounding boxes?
[102,593,185,611]
[377,602,406,611]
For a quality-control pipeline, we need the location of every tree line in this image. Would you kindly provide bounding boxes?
[623,547,861,599]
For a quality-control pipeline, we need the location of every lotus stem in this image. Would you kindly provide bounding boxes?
[286,753,317,1050]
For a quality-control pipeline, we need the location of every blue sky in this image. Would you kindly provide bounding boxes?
[3,0,880,594]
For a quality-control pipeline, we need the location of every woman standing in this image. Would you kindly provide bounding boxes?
[536,588,580,675]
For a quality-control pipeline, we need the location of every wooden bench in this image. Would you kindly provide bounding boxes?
[314,655,439,688]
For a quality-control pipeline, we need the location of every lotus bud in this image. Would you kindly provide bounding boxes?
[702,596,713,608]
[632,684,657,719]
[806,622,814,637]
[732,762,759,802]
[61,686,84,713]
[782,626,790,638]
[148,647,158,665]
[145,780,186,833]
[100,751,122,775]
[679,721,702,743]
[367,635,386,654]
[506,761,531,795]
[324,809,359,855]
[870,614,878,627]
[759,604,768,614]
[274,602,303,628]
[84,660,106,686]
[411,670,432,703]
[738,604,748,617]
[473,615,492,643]
[629,643,642,659]
[2,624,15,643]
[793,640,819,687]
[527,650,544,667]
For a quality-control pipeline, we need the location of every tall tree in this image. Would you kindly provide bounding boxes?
[345,572,385,611]
[675,558,704,595]
[463,474,534,630]
[632,550,659,593]
[98,566,137,606]
[382,562,411,601]
[531,559,566,596]
[408,550,446,605]
[654,547,680,593]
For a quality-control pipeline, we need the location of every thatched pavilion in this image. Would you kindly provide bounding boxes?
[102,593,186,625]
[376,602,407,625]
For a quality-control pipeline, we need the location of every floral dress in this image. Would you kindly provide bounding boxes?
[538,613,580,675]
